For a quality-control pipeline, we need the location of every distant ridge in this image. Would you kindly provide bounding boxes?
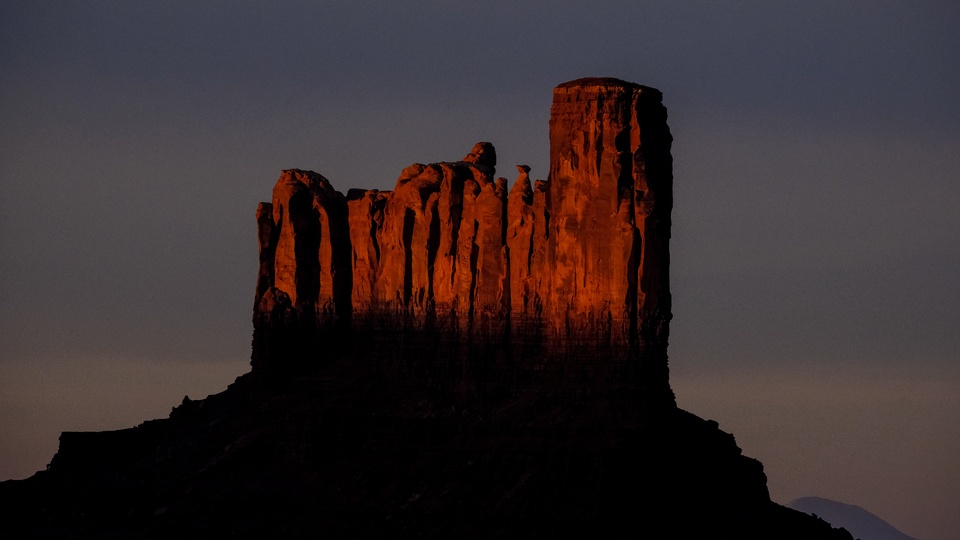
[789,497,917,540]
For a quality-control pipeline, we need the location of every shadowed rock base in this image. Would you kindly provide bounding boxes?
[0,366,850,539]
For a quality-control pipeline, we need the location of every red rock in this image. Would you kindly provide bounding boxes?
[506,166,534,317]
[529,179,551,318]
[374,163,440,310]
[263,169,351,326]
[431,163,465,310]
[346,189,387,310]
[253,80,673,382]
[473,176,507,316]
[548,78,671,332]
[255,202,276,302]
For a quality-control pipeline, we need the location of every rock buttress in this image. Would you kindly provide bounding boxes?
[548,78,672,336]
[549,77,674,400]
[252,169,352,369]
[371,142,498,320]
[506,166,535,318]
[345,188,388,311]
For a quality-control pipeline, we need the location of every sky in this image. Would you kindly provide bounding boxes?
[1,1,958,538]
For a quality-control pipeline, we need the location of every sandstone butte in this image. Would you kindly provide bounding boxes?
[252,77,675,404]
[0,79,855,539]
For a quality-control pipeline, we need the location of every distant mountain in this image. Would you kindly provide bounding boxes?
[789,497,916,540]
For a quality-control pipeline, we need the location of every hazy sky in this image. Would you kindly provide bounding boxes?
[1,2,958,539]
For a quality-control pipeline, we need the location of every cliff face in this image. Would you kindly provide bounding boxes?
[252,78,674,402]
[547,79,671,326]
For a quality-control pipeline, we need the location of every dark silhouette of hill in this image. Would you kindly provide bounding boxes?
[0,359,850,539]
[0,79,854,539]
[790,497,917,540]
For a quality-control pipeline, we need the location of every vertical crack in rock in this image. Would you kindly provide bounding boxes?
[468,218,480,323]
[507,166,534,318]
[427,195,441,300]
[255,202,277,301]
[434,163,464,308]
[402,208,415,307]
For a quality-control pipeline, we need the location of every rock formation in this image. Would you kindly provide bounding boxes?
[252,78,675,403]
[0,79,855,540]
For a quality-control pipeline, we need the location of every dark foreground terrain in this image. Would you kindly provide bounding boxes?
[0,343,849,539]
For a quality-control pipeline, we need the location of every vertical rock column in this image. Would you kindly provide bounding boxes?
[548,78,674,401]
[252,169,352,370]
[346,188,388,312]
[373,142,498,321]
[505,167,550,321]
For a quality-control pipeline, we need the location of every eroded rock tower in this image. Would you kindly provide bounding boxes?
[252,77,674,406]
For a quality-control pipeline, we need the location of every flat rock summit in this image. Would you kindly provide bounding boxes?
[0,78,853,539]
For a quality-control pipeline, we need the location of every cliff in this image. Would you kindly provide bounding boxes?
[252,78,674,404]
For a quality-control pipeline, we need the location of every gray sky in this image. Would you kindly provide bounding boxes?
[2,2,958,539]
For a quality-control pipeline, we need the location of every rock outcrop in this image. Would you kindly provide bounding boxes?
[252,78,674,403]
[0,78,855,540]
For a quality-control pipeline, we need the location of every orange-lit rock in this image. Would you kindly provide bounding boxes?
[373,162,440,310]
[366,142,498,316]
[255,202,276,302]
[345,188,388,310]
[548,78,671,331]
[267,169,351,321]
[253,79,673,398]
[506,166,534,317]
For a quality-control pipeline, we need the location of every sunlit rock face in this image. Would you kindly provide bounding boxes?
[548,78,672,330]
[252,78,674,405]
